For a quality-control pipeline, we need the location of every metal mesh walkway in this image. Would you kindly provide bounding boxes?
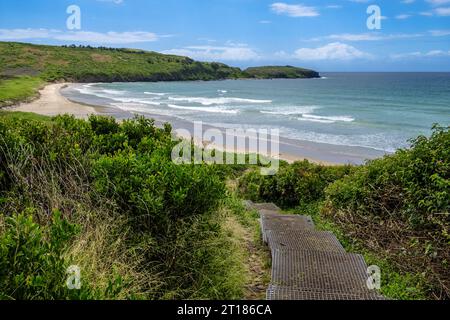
[266,285,385,300]
[244,200,384,300]
[266,230,345,253]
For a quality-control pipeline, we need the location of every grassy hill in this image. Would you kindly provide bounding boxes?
[0,42,319,107]
[244,66,320,79]
[0,42,244,82]
[0,42,243,106]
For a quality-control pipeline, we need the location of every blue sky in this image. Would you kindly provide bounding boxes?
[0,0,449,71]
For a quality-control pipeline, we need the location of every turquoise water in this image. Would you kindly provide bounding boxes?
[64,73,450,153]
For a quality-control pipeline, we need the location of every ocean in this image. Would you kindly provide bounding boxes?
[62,73,450,160]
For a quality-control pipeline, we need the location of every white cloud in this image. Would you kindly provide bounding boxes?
[162,44,260,61]
[429,29,450,36]
[391,50,450,59]
[0,28,158,44]
[294,42,371,61]
[270,2,319,17]
[0,28,55,40]
[396,14,412,19]
[426,0,450,6]
[308,32,422,42]
[421,0,450,16]
[96,0,123,4]
[434,7,450,15]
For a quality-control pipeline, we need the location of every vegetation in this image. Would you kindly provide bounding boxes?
[0,108,447,300]
[0,112,254,300]
[239,160,353,207]
[239,125,449,300]
[1,41,446,301]
[0,42,319,107]
[0,76,44,107]
[0,42,244,83]
[244,66,320,79]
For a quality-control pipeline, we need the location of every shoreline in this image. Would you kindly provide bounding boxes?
[9,83,127,118]
[7,83,387,165]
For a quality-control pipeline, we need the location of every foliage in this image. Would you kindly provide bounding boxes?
[0,210,81,300]
[238,160,352,207]
[0,112,237,300]
[323,125,449,299]
[325,126,449,222]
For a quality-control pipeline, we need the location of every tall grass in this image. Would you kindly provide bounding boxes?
[0,76,44,107]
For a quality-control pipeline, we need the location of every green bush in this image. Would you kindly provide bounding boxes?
[92,150,225,233]
[324,125,449,299]
[325,125,449,227]
[239,160,352,207]
[0,113,231,299]
[0,210,80,300]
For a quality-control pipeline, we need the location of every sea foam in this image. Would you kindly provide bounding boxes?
[167,104,239,114]
[168,96,272,106]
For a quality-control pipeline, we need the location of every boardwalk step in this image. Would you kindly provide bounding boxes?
[260,211,315,244]
[262,216,315,232]
[243,200,281,212]
[266,230,345,253]
[271,250,372,294]
[262,218,315,244]
[259,209,314,224]
[244,201,384,300]
[266,285,385,301]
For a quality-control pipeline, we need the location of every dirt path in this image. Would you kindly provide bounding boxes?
[242,223,271,300]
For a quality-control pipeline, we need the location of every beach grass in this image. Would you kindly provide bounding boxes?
[0,110,52,122]
[0,76,44,107]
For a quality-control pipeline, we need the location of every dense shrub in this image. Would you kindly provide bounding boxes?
[0,114,229,300]
[325,125,449,229]
[239,160,352,207]
[92,151,225,233]
[0,210,82,300]
[324,125,449,299]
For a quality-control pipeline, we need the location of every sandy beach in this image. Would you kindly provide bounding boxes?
[12,83,100,118]
[8,83,386,165]
[11,83,133,119]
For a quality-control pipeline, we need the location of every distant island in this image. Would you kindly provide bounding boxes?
[0,41,319,107]
[244,66,320,79]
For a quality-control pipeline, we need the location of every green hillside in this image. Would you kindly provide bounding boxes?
[244,65,320,79]
[0,42,242,107]
[0,42,244,82]
[0,42,319,107]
